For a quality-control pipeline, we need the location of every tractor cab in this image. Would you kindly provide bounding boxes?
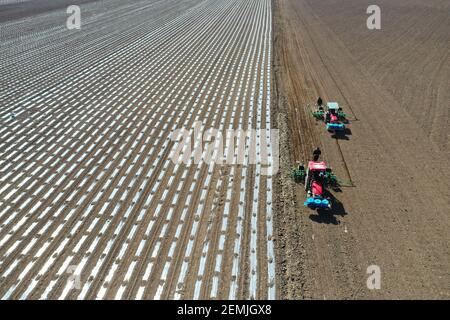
[326,102,340,112]
[305,161,327,191]
[308,161,327,171]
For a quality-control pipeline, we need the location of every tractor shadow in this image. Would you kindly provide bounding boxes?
[330,128,352,140]
[309,190,348,225]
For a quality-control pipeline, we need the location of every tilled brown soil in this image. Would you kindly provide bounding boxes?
[305,0,450,156]
[273,0,450,299]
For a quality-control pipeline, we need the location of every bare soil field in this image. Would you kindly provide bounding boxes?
[273,0,450,299]
[307,0,450,156]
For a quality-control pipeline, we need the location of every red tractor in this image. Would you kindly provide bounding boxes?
[291,159,339,210]
[312,102,347,131]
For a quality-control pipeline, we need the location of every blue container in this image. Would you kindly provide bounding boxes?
[327,123,345,131]
[304,198,314,207]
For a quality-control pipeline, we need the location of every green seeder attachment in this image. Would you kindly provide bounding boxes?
[312,109,347,121]
[325,170,354,187]
[324,170,339,187]
[291,163,353,189]
[291,165,341,187]
[337,110,348,120]
[312,110,324,120]
[291,166,306,183]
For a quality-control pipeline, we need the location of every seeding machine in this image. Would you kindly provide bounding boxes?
[291,157,340,210]
[312,101,349,132]
[291,99,355,210]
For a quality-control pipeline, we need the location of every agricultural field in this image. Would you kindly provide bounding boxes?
[0,0,275,299]
[0,0,449,301]
[273,0,449,299]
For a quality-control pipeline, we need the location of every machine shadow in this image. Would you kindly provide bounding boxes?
[330,128,352,140]
[309,190,348,225]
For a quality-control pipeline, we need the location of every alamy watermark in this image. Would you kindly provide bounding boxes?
[366,265,381,290]
[169,121,279,176]
[67,5,81,30]
[66,265,82,290]
[367,5,381,30]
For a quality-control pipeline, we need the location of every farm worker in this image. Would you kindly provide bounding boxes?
[324,110,331,123]
[313,147,321,161]
[317,97,323,106]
